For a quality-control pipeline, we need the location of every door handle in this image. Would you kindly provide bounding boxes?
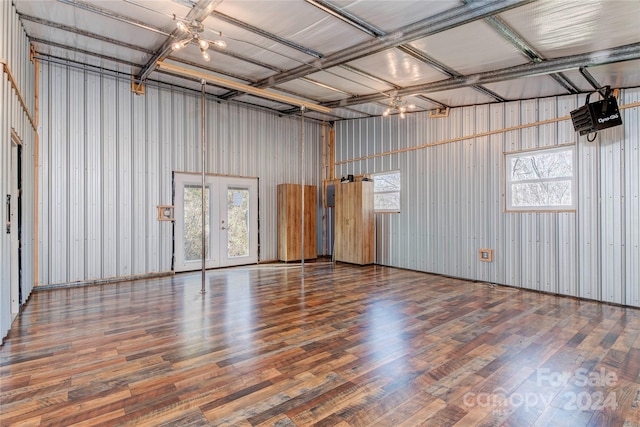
[5,194,10,234]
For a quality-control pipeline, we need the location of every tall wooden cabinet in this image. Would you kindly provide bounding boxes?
[334,181,374,265]
[278,184,317,261]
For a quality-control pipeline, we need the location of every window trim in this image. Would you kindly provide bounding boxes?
[372,170,401,213]
[503,144,577,213]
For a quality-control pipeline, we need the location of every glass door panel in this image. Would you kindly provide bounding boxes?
[226,188,250,258]
[174,173,258,271]
[183,184,210,261]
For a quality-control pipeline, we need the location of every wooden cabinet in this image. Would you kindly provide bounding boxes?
[278,184,317,261]
[334,181,374,265]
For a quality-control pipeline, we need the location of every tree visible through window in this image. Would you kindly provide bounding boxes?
[505,145,576,211]
[373,170,401,212]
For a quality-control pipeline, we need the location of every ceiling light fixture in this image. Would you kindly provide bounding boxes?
[171,17,226,62]
[383,96,416,118]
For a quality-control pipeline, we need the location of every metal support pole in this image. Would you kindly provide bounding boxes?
[300,106,305,277]
[201,79,206,294]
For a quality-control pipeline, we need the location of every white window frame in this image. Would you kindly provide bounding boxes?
[372,170,401,213]
[504,144,577,212]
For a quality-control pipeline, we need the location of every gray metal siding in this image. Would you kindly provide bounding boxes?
[1,0,36,340]
[335,89,640,308]
[37,60,323,285]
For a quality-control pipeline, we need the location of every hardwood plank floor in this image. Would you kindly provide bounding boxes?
[1,264,639,426]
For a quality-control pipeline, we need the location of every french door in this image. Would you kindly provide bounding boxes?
[174,173,258,272]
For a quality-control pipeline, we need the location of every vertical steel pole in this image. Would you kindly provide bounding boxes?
[201,80,206,294]
[300,106,305,277]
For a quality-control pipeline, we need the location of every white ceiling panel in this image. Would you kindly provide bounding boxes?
[201,16,315,71]
[305,68,393,96]
[275,79,351,102]
[214,0,372,56]
[99,0,192,28]
[585,60,640,91]
[499,0,640,59]
[347,48,449,87]
[330,0,459,33]
[410,20,529,75]
[556,70,599,92]
[168,46,275,81]
[17,0,166,49]
[12,0,640,119]
[330,107,371,120]
[420,87,496,108]
[24,22,151,66]
[483,74,569,101]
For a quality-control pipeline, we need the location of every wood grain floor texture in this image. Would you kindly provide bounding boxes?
[1,264,639,426]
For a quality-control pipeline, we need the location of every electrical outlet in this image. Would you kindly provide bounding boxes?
[479,248,493,262]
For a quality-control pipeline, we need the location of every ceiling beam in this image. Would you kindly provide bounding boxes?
[57,0,170,36]
[155,61,332,113]
[211,11,323,58]
[481,12,580,94]
[220,0,531,102]
[323,42,640,109]
[19,13,155,55]
[252,0,534,89]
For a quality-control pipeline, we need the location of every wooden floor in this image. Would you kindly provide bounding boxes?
[1,264,640,427]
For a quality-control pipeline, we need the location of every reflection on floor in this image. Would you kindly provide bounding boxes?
[1,263,639,426]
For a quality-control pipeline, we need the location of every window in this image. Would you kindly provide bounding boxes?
[505,145,576,211]
[373,170,401,212]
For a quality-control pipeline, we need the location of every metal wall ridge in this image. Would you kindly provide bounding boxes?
[335,90,640,308]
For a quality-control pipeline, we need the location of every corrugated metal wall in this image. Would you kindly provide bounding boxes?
[38,58,323,285]
[335,88,640,308]
[1,1,36,340]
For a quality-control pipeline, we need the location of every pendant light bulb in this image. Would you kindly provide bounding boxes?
[213,40,227,49]
[198,39,209,50]
[202,50,211,61]
[176,21,188,32]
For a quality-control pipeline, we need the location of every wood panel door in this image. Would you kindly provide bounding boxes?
[335,181,374,265]
[277,184,317,261]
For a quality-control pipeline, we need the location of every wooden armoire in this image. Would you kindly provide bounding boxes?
[334,181,374,265]
[277,184,317,261]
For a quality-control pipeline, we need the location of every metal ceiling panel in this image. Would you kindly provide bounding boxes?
[585,60,640,90]
[17,0,166,49]
[24,21,151,66]
[331,0,459,33]
[499,0,640,59]
[483,74,570,101]
[95,0,192,27]
[347,48,449,87]
[12,0,640,120]
[168,46,275,81]
[410,20,529,75]
[419,87,496,108]
[347,103,388,117]
[559,69,600,92]
[330,107,371,120]
[214,0,372,56]
[305,68,394,96]
[274,78,349,102]
[201,16,315,71]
